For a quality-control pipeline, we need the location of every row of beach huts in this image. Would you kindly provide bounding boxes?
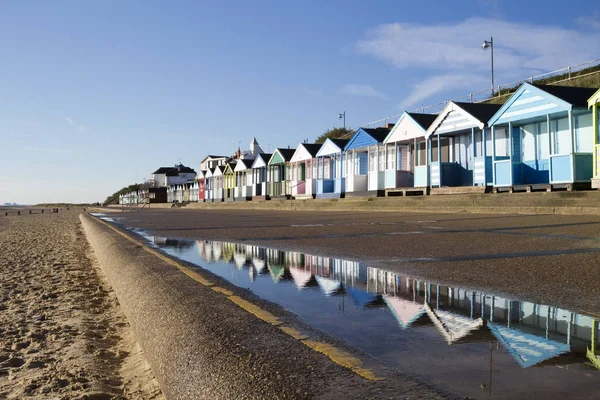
[120,83,600,205]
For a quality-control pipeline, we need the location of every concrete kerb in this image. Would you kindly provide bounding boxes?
[80,213,395,399]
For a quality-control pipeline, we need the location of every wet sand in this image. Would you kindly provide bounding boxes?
[0,211,163,399]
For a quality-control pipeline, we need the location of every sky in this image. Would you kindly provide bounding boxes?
[1,0,599,204]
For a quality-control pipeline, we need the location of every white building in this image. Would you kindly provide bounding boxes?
[151,164,197,187]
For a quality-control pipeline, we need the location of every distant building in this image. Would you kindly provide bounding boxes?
[200,155,231,171]
[151,163,197,187]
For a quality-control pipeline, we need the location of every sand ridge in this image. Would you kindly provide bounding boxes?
[0,211,163,399]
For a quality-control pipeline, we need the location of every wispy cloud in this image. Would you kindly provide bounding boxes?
[339,84,388,100]
[399,73,487,109]
[577,13,600,31]
[64,116,86,133]
[355,18,600,108]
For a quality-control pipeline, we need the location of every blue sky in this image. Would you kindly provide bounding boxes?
[1,0,599,203]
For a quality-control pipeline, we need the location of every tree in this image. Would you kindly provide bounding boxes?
[315,127,354,144]
[104,183,142,205]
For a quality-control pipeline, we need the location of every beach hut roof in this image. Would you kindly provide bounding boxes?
[316,138,349,157]
[383,112,437,144]
[487,83,597,126]
[407,112,438,130]
[234,159,253,171]
[426,101,501,137]
[251,153,272,169]
[533,84,597,107]
[588,88,600,108]
[290,143,323,163]
[268,148,296,165]
[344,127,391,151]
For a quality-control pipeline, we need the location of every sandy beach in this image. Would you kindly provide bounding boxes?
[0,211,163,400]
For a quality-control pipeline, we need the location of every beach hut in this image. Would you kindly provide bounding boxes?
[166,185,176,203]
[382,112,438,191]
[197,170,206,202]
[204,168,214,202]
[343,127,392,196]
[212,165,225,202]
[289,143,322,199]
[588,89,600,188]
[267,148,295,199]
[223,162,236,201]
[314,138,349,198]
[233,159,253,201]
[488,83,597,190]
[250,153,272,200]
[426,102,501,188]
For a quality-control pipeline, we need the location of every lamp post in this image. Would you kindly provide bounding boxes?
[482,37,494,96]
[338,111,346,130]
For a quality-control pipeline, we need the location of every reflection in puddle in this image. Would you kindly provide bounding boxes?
[135,230,600,399]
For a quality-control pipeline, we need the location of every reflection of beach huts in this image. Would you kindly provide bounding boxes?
[426,102,501,189]
[344,127,392,196]
[382,112,438,191]
[588,89,600,188]
[587,319,600,370]
[290,143,322,199]
[488,84,596,190]
[266,248,291,282]
[315,276,344,296]
[250,153,272,200]
[315,138,349,198]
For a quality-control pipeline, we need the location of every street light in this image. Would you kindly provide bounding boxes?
[338,111,346,130]
[482,37,494,96]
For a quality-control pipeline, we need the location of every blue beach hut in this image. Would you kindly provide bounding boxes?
[425,102,502,188]
[315,138,349,198]
[343,127,391,196]
[488,83,597,189]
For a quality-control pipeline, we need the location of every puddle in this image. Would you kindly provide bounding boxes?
[96,216,600,399]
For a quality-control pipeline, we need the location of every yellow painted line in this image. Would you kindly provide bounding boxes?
[212,286,234,296]
[302,340,383,381]
[279,326,309,340]
[88,214,382,381]
[227,295,282,326]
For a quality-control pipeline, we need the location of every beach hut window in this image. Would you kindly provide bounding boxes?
[417,142,426,166]
[357,153,368,175]
[386,145,395,170]
[495,128,509,157]
[378,147,385,171]
[574,113,593,153]
[273,166,280,182]
[551,117,570,154]
[299,163,306,181]
[522,124,537,162]
[369,148,376,172]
